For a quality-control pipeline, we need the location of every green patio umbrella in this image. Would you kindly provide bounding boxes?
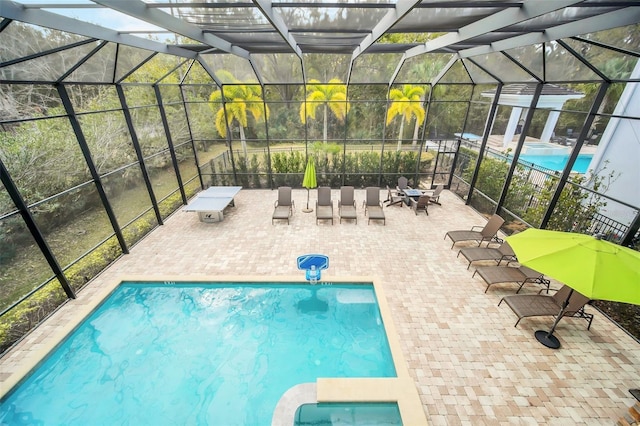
[507,228,640,348]
[302,157,317,213]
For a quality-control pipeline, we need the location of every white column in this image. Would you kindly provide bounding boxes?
[541,110,561,142]
[503,107,522,148]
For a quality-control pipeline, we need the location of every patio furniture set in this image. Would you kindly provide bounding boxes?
[271,180,444,226]
[445,215,594,331]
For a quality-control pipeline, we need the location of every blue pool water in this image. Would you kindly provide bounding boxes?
[455,132,482,141]
[0,283,395,426]
[519,154,593,173]
[294,403,402,425]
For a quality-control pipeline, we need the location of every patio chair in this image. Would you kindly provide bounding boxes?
[472,265,550,293]
[384,185,404,207]
[363,187,385,225]
[426,184,444,205]
[498,285,594,329]
[338,186,357,224]
[315,186,333,225]
[272,186,294,225]
[444,214,505,249]
[409,195,429,215]
[396,176,411,193]
[457,241,517,269]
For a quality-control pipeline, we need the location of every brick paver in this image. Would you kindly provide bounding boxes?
[2,188,638,424]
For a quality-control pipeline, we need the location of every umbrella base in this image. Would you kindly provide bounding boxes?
[302,208,313,213]
[535,330,561,349]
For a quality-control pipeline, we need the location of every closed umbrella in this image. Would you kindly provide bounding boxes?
[506,228,640,348]
[302,157,317,213]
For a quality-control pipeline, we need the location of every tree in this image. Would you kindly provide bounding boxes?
[386,85,425,151]
[209,71,268,158]
[300,78,350,143]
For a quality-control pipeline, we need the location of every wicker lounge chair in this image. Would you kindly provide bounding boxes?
[272,186,294,224]
[338,186,357,224]
[457,241,517,269]
[315,186,333,225]
[499,285,594,329]
[444,214,505,249]
[409,195,429,215]
[363,187,385,225]
[472,265,550,293]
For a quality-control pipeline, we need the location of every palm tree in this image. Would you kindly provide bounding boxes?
[209,71,268,158]
[386,84,426,151]
[300,78,350,143]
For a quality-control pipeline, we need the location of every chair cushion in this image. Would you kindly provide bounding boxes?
[340,206,357,219]
[367,206,385,220]
[272,206,290,219]
[316,205,333,219]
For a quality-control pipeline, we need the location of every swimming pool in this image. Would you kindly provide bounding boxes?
[0,282,397,425]
[519,153,593,173]
[454,132,482,141]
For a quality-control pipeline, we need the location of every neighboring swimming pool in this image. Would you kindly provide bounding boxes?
[519,153,593,173]
[0,282,397,425]
[455,132,482,141]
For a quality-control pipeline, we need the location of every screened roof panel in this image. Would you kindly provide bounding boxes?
[0,22,91,63]
[303,53,351,82]
[250,53,303,84]
[63,41,117,83]
[439,60,473,85]
[470,52,537,84]
[396,5,508,33]
[1,40,103,82]
[544,41,603,82]
[277,6,389,32]
[462,59,499,84]
[2,0,639,85]
[206,32,289,52]
[350,52,403,83]
[563,37,640,81]
[578,23,640,55]
[503,44,544,82]
[163,5,272,28]
[367,43,422,54]
[499,6,626,32]
[295,33,369,53]
[18,0,177,43]
[114,45,157,83]
[182,60,216,85]
[394,53,455,84]
[199,54,257,83]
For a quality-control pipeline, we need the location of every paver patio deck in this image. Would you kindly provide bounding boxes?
[1,188,638,425]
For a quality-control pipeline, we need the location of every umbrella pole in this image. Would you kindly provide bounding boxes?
[302,188,313,213]
[535,289,573,349]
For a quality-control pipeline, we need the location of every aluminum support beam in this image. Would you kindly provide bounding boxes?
[540,83,610,230]
[94,0,250,58]
[1,0,196,59]
[253,0,302,58]
[459,7,640,59]
[405,0,582,59]
[115,85,164,226]
[0,159,76,299]
[465,84,503,203]
[352,0,421,60]
[495,83,543,213]
[56,84,129,255]
[154,85,187,205]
